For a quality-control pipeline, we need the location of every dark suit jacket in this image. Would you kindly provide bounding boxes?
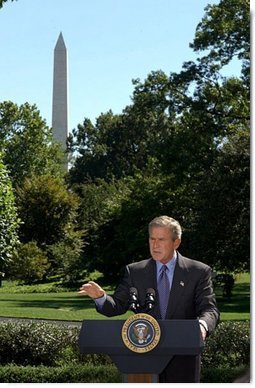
[97,252,220,382]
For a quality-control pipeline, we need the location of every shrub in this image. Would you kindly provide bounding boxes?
[0,320,250,379]
[8,241,50,284]
[0,155,20,285]
[202,321,250,368]
[0,322,78,366]
[0,364,121,383]
[0,321,113,367]
[0,364,249,383]
[201,365,249,383]
[0,280,70,293]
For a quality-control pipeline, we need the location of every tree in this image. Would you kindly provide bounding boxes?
[0,154,20,286]
[0,101,65,187]
[188,127,249,273]
[16,175,80,247]
[73,177,131,276]
[159,2,249,180]
[48,231,85,285]
[67,113,123,183]
[191,0,249,82]
[15,174,85,282]
[67,0,249,277]
[75,171,192,281]
[8,241,50,284]
[67,71,174,184]
[0,0,16,8]
[167,0,250,272]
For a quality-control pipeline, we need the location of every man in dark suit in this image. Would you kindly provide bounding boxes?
[79,215,219,382]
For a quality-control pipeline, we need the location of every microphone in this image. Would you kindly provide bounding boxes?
[145,288,155,312]
[129,287,140,313]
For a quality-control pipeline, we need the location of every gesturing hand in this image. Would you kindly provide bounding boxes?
[78,281,105,300]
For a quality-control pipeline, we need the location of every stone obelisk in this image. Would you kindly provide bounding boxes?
[52,32,68,167]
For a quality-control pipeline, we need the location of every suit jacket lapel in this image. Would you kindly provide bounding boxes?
[143,258,158,288]
[166,252,189,319]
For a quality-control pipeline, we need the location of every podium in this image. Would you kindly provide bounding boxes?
[78,318,204,383]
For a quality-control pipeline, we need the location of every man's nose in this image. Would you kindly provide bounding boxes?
[153,239,159,248]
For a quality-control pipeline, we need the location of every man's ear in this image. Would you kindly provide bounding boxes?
[174,238,181,250]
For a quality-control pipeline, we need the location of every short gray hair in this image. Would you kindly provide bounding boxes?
[148,216,182,240]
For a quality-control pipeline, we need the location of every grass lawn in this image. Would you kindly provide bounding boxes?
[215,272,250,321]
[0,273,249,322]
[0,291,132,321]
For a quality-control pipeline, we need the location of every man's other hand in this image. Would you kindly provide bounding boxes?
[78,281,105,299]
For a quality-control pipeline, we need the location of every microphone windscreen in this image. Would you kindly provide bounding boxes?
[146,288,155,296]
[130,287,138,295]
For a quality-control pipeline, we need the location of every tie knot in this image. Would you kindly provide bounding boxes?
[161,265,168,273]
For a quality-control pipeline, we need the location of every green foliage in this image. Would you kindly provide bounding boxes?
[201,365,249,383]
[12,174,85,283]
[0,320,249,369]
[75,171,206,279]
[0,101,65,187]
[16,175,81,247]
[67,0,249,276]
[8,241,50,284]
[0,280,69,293]
[191,0,249,74]
[0,364,121,383]
[67,72,171,185]
[0,155,20,278]
[48,232,85,285]
[0,0,16,8]
[187,127,249,272]
[0,320,250,383]
[68,114,124,182]
[0,364,249,383]
[0,322,78,366]
[202,321,250,368]
[79,270,104,283]
[74,178,131,276]
[1,0,249,279]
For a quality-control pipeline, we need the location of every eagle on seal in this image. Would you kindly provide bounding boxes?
[134,323,150,344]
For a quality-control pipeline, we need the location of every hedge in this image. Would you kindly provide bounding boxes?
[202,320,250,368]
[0,321,78,366]
[0,364,121,383]
[0,364,249,383]
[0,320,250,383]
[201,365,249,383]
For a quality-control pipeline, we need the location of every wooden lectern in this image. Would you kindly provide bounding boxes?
[78,319,204,383]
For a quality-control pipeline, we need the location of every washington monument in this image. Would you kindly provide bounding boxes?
[52,32,68,161]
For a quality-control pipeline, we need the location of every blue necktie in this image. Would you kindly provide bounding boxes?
[158,265,170,319]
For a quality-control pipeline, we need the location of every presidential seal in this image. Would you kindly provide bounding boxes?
[121,313,161,353]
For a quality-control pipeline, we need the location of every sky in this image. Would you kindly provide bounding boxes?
[0,0,242,133]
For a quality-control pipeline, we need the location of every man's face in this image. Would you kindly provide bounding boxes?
[149,226,181,264]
